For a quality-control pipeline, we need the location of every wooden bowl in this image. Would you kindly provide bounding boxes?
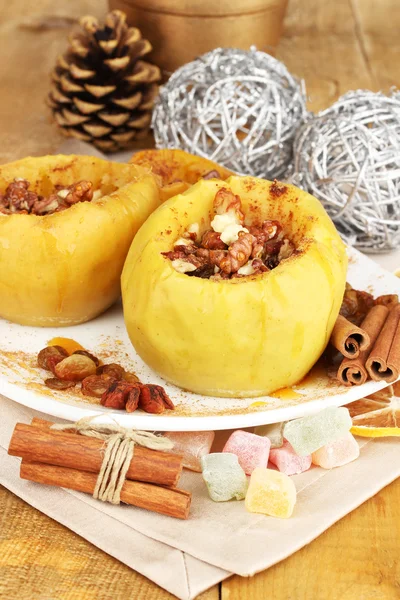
[109,0,289,74]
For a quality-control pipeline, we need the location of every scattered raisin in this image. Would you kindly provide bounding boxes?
[125,385,142,412]
[97,363,125,380]
[37,345,68,371]
[101,380,133,409]
[123,371,141,384]
[375,294,398,308]
[73,349,100,366]
[54,354,97,381]
[37,343,171,414]
[139,384,174,414]
[45,378,77,390]
[82,374,116,398]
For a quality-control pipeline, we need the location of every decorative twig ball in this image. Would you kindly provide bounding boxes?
[292,90,400,252]
[152,47,307,179]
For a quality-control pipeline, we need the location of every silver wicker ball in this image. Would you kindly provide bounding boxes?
[152,47,307,179]
[292,90,400,252]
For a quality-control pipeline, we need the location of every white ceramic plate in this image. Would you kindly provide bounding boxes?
[0,247,398,431]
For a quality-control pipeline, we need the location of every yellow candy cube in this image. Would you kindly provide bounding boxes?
[245,468,297,518]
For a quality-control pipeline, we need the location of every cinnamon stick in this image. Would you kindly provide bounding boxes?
[366,304,400,383]
[8,421,182,487]
[330,314,370,358]
[20,460,191,519]
[337,305,389,386]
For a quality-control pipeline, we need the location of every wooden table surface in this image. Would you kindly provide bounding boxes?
[0,1,399,598]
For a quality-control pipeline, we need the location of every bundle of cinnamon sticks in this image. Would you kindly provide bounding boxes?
[330,294,400,386]
[8,418,191,519]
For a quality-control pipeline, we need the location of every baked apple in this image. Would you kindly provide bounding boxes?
[0,154,159,326]
[122,176,347,398]
[130,149,233,201]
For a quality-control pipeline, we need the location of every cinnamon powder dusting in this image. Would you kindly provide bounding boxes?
[0,343,348,419]
[270,179,288,197]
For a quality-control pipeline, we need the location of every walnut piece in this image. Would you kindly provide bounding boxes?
[162,190,295,279]
[213,188,244,223]
[64,180,93,205]
[0,178,95,216]
[219,231,255,274]
[201,230,226,250]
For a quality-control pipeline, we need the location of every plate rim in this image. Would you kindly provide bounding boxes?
[0,245,398,431]
[0,377,389,431]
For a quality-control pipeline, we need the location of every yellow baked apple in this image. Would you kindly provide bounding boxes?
[130,148,233,202]
[0,154,159,326]
[122,176,347,397]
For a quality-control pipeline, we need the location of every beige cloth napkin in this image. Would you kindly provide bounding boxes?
[1,395,400,600]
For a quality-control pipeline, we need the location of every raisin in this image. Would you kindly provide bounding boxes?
[101,380,132,409]
[123,371,141,384]
[97,363,125,380]
[73,349,100,366]
[125,386,141,412]
[139,384,174,414]
[82,374,116,398]
[375,294,398,308]
[45,378,77,390]
[54,354,97,381]
[37,346,68,371]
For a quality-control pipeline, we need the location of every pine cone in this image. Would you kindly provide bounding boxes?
[47,10,160,152]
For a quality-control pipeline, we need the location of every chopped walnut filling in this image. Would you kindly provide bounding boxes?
[0,178,95,215]
[162,188,295,279]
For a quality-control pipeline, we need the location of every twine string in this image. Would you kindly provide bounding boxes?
[51,417,174,505]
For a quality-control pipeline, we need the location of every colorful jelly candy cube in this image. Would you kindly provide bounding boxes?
[283,406,352,456]
[222,430,271,475]
[212,428,255,452]
[245,468,296,518]
[201,453,248,502]
[254,422,284,448]
[312,432,360,469]
[269,440,311,475]
[164,431,215,472]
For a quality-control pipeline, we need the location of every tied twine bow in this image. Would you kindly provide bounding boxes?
[51,417,174,505]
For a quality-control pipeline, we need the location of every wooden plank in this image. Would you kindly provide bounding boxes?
[277,0,374,112]
[0,485,218,600]
[1,1,399,600]
[351,0,400,92]
[0,0,107,165]
[222,477,400,600]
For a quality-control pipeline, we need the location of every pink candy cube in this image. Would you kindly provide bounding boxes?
[223,430,270,475]
[269,440,312,475]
